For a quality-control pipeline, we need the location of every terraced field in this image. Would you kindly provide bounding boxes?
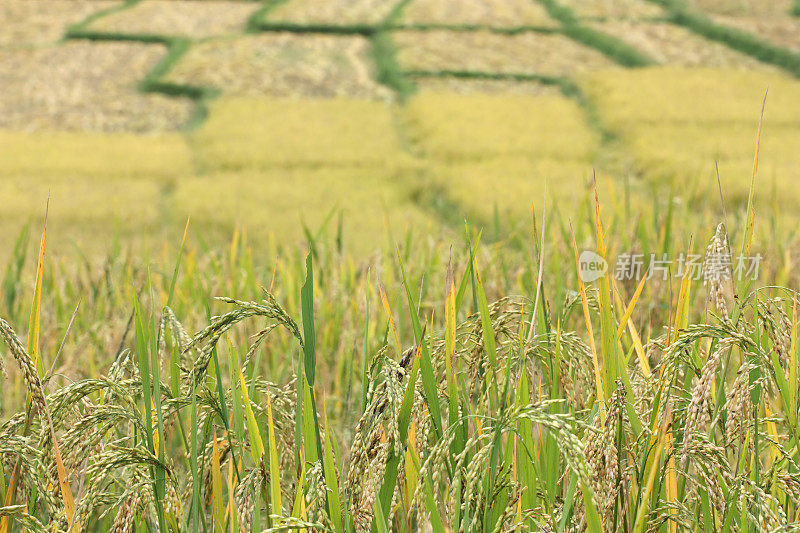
[2,0,800,258]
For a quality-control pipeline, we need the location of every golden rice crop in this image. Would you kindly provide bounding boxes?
[580,67,800,205]
[403,93,600,160]
[171,167,439,254]
[711,15,800,54]
[0,0,120,48]
[192,97,409,170]
[0,176,161,225]
[264,0,397,26]
[580,67,800,125]
[0,41,192,132]
[410,76,564,95]
[557,0,665,20]
[0,131,193,180]
[398,0,558,28]
[684,0,794,16]
[587,20,776,68]
[392,29,615,75]
[427,156,596,221]
[85,0,258,38]
[166,33,392,99]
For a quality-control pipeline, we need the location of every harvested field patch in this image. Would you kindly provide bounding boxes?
[0,131,193,180]
[428,156,595,221]
[263,0,397,26]
[172,168,437,254]
[398,0,558,28]
[587,20,775,68]
[0,0,120,48]
[85,0,258,38]
[410,76,563,95]
[193,97,408,170]
[711,15,800,54]
[684,0,794,16]
[166,33,392,99]
[393,29,615,76]
[557,0,665,20]
[0,41,192,132]
[403,93,599,160]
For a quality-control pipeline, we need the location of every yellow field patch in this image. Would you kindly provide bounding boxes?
[399,0,558,28]
[0,131,193,180]
[166,33,391,99]
[427,156,596,222]
[580,67,800,206]
[170,167,439,254]
[392,30,615,76]
[403,93,600,161]
[580,67,800,126]
[86,0,258,38]
[192,97,409,171]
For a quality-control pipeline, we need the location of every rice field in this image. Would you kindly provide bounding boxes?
[580,67,800,205]
[711,15,800,54]
[0,0,121,48]
[165,34,392,99]
[191,97,407,170]
[557,0,665,20]
[403,92,600,160]
[84,0,259,38]
[392,29,616,75]
[4,1,800,530]
[684,0,795,16]
[0,41,193,132]
[586,20,778,68]
[262,0,399,27]
[398,0,559,28]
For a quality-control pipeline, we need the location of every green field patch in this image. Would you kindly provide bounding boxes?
[192,97,409,170]
[403,92,600,161]
[164,33,392,99]
[85,0,259,39]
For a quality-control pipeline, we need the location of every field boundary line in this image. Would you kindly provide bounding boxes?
[64,1,219,131]
[644,0,800,77]
[534,0,655,67]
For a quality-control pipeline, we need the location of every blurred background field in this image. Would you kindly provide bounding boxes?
[2,0,800,260]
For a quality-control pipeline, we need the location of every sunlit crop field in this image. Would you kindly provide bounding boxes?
[4,0,800,531]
